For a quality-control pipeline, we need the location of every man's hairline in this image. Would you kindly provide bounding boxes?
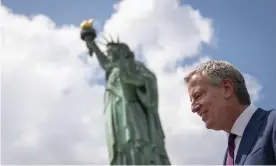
[185,70,221,87]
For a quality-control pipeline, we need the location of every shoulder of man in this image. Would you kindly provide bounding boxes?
[259,108,276,138]
[257,108,276,123]
[265,108,276,157]
[266,108,276,122]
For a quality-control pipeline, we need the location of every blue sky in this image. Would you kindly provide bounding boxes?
[3,0,275,109]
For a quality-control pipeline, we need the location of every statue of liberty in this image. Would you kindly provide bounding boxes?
[80,19,171,165]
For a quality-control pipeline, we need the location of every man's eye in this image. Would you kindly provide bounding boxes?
[194,93,202,100]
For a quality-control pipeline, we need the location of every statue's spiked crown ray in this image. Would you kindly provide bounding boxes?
[100,34,121,47]
[80,18,121,47]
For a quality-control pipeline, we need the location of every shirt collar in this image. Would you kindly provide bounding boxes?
[230,105,256,137]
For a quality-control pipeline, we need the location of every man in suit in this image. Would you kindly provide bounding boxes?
[184,60,276,165]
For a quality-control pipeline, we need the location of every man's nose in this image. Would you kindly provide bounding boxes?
[191,104,200,113]
[190,100,196,112]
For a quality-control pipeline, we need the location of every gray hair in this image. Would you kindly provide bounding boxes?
[184,60,251,105]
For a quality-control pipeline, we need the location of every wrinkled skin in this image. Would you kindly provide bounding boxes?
[187,73,234,131]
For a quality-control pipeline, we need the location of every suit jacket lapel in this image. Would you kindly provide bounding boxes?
[235,108,268,165]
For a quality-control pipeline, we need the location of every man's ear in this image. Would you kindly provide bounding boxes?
[221,79,235,99]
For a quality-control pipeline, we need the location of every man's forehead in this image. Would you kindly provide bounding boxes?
[188,73,209,91]
[188,73,207,86]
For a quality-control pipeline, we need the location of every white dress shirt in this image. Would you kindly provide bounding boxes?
[230,105,256,158]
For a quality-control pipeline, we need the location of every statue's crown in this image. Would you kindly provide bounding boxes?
[99,35,122,47]
[98,35,131,54]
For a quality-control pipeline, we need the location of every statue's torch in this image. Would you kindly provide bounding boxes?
[80,19,97,56]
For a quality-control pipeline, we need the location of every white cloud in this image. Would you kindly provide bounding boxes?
[244,74,263,103]
[1,0,262,164]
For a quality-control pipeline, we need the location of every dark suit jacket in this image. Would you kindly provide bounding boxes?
[223,108,276,165]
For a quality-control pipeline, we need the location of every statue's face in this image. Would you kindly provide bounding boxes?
[106,43,134,62]
[106,45,120,62]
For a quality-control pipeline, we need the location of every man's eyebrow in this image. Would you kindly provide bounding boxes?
[191,88,199,95]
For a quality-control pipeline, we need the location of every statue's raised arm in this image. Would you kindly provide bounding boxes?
[80,19,110,70]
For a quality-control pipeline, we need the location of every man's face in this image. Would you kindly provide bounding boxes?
[188,73,229,130]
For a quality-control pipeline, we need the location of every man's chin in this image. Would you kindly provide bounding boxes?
[204,121,218,130]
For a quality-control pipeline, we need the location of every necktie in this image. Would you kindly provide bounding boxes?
[226,133,236,165]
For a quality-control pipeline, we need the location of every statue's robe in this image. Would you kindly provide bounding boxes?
[103,61,171,165]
